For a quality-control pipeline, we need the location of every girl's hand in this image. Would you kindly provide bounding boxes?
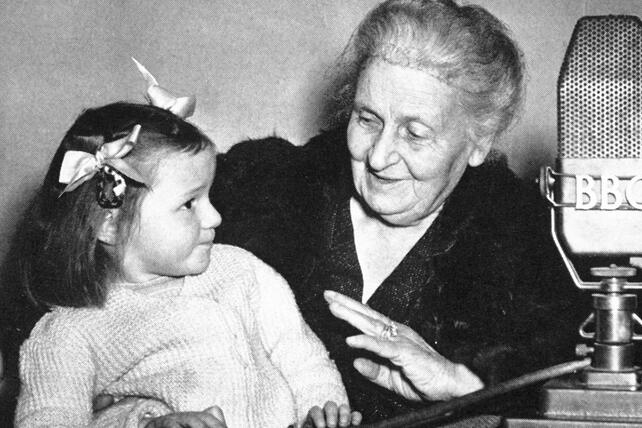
[141,406,227,428]
[324,290,484,401]
[302,401,362,428]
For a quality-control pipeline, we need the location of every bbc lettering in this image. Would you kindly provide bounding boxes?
[575,174,642,210]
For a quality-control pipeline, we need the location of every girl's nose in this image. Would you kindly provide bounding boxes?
[203,201,222,229]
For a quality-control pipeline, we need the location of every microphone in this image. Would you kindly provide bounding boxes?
[529,15,642,425]
[542,15,642,257]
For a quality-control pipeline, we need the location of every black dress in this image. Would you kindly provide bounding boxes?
[211,127,587,422]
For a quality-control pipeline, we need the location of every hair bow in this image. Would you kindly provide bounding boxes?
[132,57,196,119]
[58,125,147,207]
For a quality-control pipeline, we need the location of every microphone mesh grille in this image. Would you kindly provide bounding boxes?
[559,16,641,159]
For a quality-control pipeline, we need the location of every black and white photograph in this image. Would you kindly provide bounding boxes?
[1,1,641,427]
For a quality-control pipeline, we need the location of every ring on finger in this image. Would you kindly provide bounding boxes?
[380,321,398,340]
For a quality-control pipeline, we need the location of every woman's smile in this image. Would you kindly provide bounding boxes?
[366,170,406,189]
[367,167,404,182]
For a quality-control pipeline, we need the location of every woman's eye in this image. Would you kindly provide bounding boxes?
[359,114,373,124]
[183,199,194,210]
[356,111,379,128]
[408,129,422,139]
[406,123,432,141]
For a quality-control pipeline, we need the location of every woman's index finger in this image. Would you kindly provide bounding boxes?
[324,290,389,322]
[328,301,382,335]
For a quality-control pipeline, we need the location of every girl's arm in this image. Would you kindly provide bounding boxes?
[16,315,173,428]
[249,258,349,423]
[15,317,95,427]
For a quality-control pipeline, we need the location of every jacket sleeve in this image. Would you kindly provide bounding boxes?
[15,314,171,428]
[248,256,348,424]
[439,173,587,386]
[211,130,352,287]
[15,317,95,427]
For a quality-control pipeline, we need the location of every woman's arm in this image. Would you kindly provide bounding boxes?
[91,394,226,428]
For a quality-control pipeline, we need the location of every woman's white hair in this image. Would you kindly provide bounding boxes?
[330,0,524,147]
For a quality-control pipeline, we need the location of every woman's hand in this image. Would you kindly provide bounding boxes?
[141,406,227,428]
[302,401,362,428]
[324,290,484,401]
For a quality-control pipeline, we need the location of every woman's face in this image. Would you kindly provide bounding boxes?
[347,60,490,226]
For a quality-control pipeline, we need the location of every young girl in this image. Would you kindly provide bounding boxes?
[15,101,361,428]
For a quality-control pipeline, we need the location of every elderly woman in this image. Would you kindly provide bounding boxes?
[211,0,583,422]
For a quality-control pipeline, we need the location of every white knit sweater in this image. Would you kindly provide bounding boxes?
[16,244,347,428]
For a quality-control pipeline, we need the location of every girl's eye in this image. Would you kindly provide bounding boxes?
[183,199,195,210]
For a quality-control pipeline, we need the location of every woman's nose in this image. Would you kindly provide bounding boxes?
[368,129,400,170]
[203,201,222,229]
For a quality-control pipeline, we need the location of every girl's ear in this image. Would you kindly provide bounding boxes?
[97,209,120,245]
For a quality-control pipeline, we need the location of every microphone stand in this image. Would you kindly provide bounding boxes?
[361,158,642,427]
[505,173,642,426]
[359,210,642,427]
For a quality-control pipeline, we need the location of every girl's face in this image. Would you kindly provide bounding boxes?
[120,146,221,282]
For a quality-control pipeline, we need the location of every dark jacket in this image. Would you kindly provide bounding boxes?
[211,127,588,422]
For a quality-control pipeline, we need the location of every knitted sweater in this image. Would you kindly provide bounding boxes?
[16,244,347,428]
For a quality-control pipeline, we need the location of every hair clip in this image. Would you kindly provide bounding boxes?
[58,124,147,207]
[96,165,127,208]
[132,57,196,119]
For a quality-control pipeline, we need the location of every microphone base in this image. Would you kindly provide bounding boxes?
[505,371,642,427]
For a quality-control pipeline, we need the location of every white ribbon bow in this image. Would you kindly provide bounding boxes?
[132,57,196,118]
[58,59,196,197]
[58,124,146,195]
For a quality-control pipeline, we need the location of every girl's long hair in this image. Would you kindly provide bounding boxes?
[17,102,213,309]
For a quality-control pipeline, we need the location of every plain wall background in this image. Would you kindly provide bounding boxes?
[0,0,640,266]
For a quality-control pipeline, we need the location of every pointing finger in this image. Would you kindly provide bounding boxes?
[324,290,389,323]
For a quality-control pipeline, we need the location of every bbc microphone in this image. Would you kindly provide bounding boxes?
[542,15,642,257]
[514,14,642,426]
